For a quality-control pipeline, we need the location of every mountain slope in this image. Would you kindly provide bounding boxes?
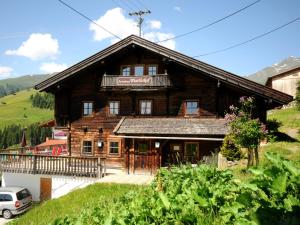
[0,89,53,129]
[0,74,53,97]
[247,56,300,84]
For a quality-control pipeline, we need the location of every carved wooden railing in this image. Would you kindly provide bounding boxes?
[101,74,172,88]
[0,154,106,178]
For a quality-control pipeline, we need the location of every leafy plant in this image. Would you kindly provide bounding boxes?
[50,153,299,225]
[225,96,267,167]
[221,134,242,161]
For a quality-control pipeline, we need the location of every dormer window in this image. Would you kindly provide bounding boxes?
[134,65,144,76]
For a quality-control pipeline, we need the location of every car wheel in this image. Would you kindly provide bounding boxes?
[3,209,13,219]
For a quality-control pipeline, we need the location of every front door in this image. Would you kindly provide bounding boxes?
[134,141,150,174]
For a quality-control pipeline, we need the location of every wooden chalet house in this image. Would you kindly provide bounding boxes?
[35,35,292,174]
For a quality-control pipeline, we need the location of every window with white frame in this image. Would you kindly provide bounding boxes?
[109,141,119,154]
[148,65,157,75]
[109,101,120,115]
[121,66,131,76]
[185,100,199,115]
[82,141,92,154]
[83,102,93,116]
[140,100,152,115]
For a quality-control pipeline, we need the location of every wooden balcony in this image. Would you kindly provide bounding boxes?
[0,153,106,178]
[100,74,172,89]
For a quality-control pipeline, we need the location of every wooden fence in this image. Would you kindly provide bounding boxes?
[0,154,106,178]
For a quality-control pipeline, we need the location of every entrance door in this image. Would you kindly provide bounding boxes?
[184,142,199,164]
[134,142,150,174]
[40,178,52,201]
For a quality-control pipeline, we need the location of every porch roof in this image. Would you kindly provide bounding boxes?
[113,117,228,136]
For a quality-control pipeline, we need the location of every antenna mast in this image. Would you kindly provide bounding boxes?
[129,10,151,37]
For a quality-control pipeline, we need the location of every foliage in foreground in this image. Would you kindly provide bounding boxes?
[53,152,300,225]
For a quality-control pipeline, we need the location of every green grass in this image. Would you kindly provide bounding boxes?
[261,106,300,163]
[0,89,53,129]
[10,183,141,225]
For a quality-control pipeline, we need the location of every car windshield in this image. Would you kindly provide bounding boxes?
[16,189,31,200]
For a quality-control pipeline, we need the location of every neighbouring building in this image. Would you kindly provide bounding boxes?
[35,35,292,174]
[266,66,300,98]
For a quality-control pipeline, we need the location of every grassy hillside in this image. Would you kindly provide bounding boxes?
[0,89,53,129]
[261,106,300,162]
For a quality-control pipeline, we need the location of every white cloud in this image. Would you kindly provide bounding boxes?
[149,20,162,29]
[5,33,60,60]
[173,6,182,12]
[0,66,13,78]
[40,62,67,73]
[143,32,176,50]
[89,7,138,42]
[89,8,176,50]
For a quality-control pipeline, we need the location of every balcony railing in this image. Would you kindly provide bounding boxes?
[101,74,172,88]
[0,153,106,178]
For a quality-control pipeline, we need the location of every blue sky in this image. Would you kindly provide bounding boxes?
[0,0,299,79]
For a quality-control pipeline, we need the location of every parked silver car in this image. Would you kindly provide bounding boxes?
[0,187,32,219]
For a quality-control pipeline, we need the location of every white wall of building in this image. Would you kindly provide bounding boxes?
[2,173,97,201]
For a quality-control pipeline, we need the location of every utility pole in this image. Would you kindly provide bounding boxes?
[129,10,151,37]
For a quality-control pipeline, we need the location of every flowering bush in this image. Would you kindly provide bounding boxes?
[223,96,267,166]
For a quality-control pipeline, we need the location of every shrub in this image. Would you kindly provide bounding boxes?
[266,118,282,142]
[296,81,300,110]
[221,135,242,161]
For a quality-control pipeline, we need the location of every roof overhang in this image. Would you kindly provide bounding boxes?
[113,117,228,137]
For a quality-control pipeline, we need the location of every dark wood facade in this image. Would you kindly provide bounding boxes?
[36,35,292,173]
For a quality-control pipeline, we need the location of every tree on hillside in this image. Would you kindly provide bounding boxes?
[224,96,267,167]
[30,92,54,110]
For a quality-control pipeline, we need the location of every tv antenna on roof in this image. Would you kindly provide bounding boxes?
[129,10,151,37]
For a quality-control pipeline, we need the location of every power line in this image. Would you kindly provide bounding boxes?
[193,17,300,57]
[127,0,144,11]
[114,0,136,11]
[58,0,121,40]
[135,0,149,10]
[156,0,262,44]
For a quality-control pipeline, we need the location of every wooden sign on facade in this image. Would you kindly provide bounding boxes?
[116,76,152,86]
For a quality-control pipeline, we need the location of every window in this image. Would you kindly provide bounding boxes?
[134,65,144,76]
[185,142,199,163]
[121,66,131,76]
[0,194,13,202]
[148,65,157,75]
[138,143,148,153]
[82,141,92,154]
[109,101,120,115]
[140,100,152,115]
[109,141,119,154]
[185,100,199,115]
[83,102,93,116]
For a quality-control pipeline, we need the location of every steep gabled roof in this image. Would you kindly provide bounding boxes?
[35,35,292,105]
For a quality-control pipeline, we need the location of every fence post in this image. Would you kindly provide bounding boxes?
[97,157,102,178]
[33,155,37,174]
